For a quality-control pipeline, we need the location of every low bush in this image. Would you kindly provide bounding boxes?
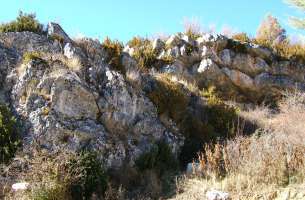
[135,141,179,198]
[148,75,238,140]
[225,38,248,53]
[0,104,20,164]
[0,11,43,34]
[22,51,45,64]
[67,151,108,199]
[201,87,239,138]
[183,92,305,198]
[135,141,179,175]
[232,32,251,43]
[253,38,305,62]
[182,17,202,40]
[16,150,107,200]
[128,37,158,70]
[148,74,189,120]
[102,37,125,74]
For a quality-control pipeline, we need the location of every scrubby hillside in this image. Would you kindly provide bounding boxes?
[0,13,304,200]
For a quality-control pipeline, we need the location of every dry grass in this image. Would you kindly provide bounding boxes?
[4,149,108,200]
[172,92,305,199]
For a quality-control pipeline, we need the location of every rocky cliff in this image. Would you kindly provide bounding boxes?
[0,23,304,170]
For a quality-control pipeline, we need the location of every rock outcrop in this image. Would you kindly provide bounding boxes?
[0,23,304,170]
[0,28,184,170]
[155,34,305,102]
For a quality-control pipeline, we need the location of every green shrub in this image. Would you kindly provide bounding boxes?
[147,74,189,120]
[21,150,107,200]
[201,87,239,137]
[102,37,125,73]
[67,151,108,200]
[225,38,248,53]
[232,32,251,43]
[22,51,45,64]
[0,104,20,164]
[148,76,238,140]
[127,37,174,70]
[0,11,43,34]
[135,141,178,175]
[185,29,201,40]
[127,36,149,48]
[128,37,158,70]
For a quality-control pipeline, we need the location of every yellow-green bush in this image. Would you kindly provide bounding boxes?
[22,51,45,64]
[253,38,305,61]
[102,37,125,73]
[128,37,158,70]
[148,76,238,142]
[148,75,189,120]
[185,29,201,40]
[232,32,251,43]
[201,87,239,137]
[0,11,43,34]
[127,37,173,71]
[0,104,20,164]
[19,150,107,200]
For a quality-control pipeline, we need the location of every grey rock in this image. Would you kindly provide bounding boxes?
[222,67,255,90]
[220,49,233,66]
[167,46,181,58]
[206,190,230,200]
[247,43,272,60]
[166,34,181,47]
[47,22,72,44]
[254,73,305,91]
[152,38,165,52]
[231,53,269,76]
[0,31,61,55]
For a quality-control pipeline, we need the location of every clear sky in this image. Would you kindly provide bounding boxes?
[0,0,304,42]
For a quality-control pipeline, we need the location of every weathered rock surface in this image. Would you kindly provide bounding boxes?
[47,22,72,44]
[1,23,305,170]
[0,28,184,170]
[144,33,305,102]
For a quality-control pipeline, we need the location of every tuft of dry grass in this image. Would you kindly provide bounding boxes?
[173,91,305,199]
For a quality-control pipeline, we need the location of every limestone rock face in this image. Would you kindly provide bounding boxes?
[0,28,184,170]
[142,33,305,102]
[52,79,99,120]
[1,24,305,170]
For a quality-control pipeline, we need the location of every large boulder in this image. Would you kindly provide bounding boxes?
[231,53,269,76]
[0,31,61,55]
[222,67,255,90]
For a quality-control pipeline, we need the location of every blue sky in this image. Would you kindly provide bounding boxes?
[0,0,304,42]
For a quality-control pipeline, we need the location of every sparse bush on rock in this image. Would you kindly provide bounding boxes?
[102,37,125,73]
[232,32,251,43]
[22,51,45,64]
[11,150,107,200]
[0,11,43,34]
